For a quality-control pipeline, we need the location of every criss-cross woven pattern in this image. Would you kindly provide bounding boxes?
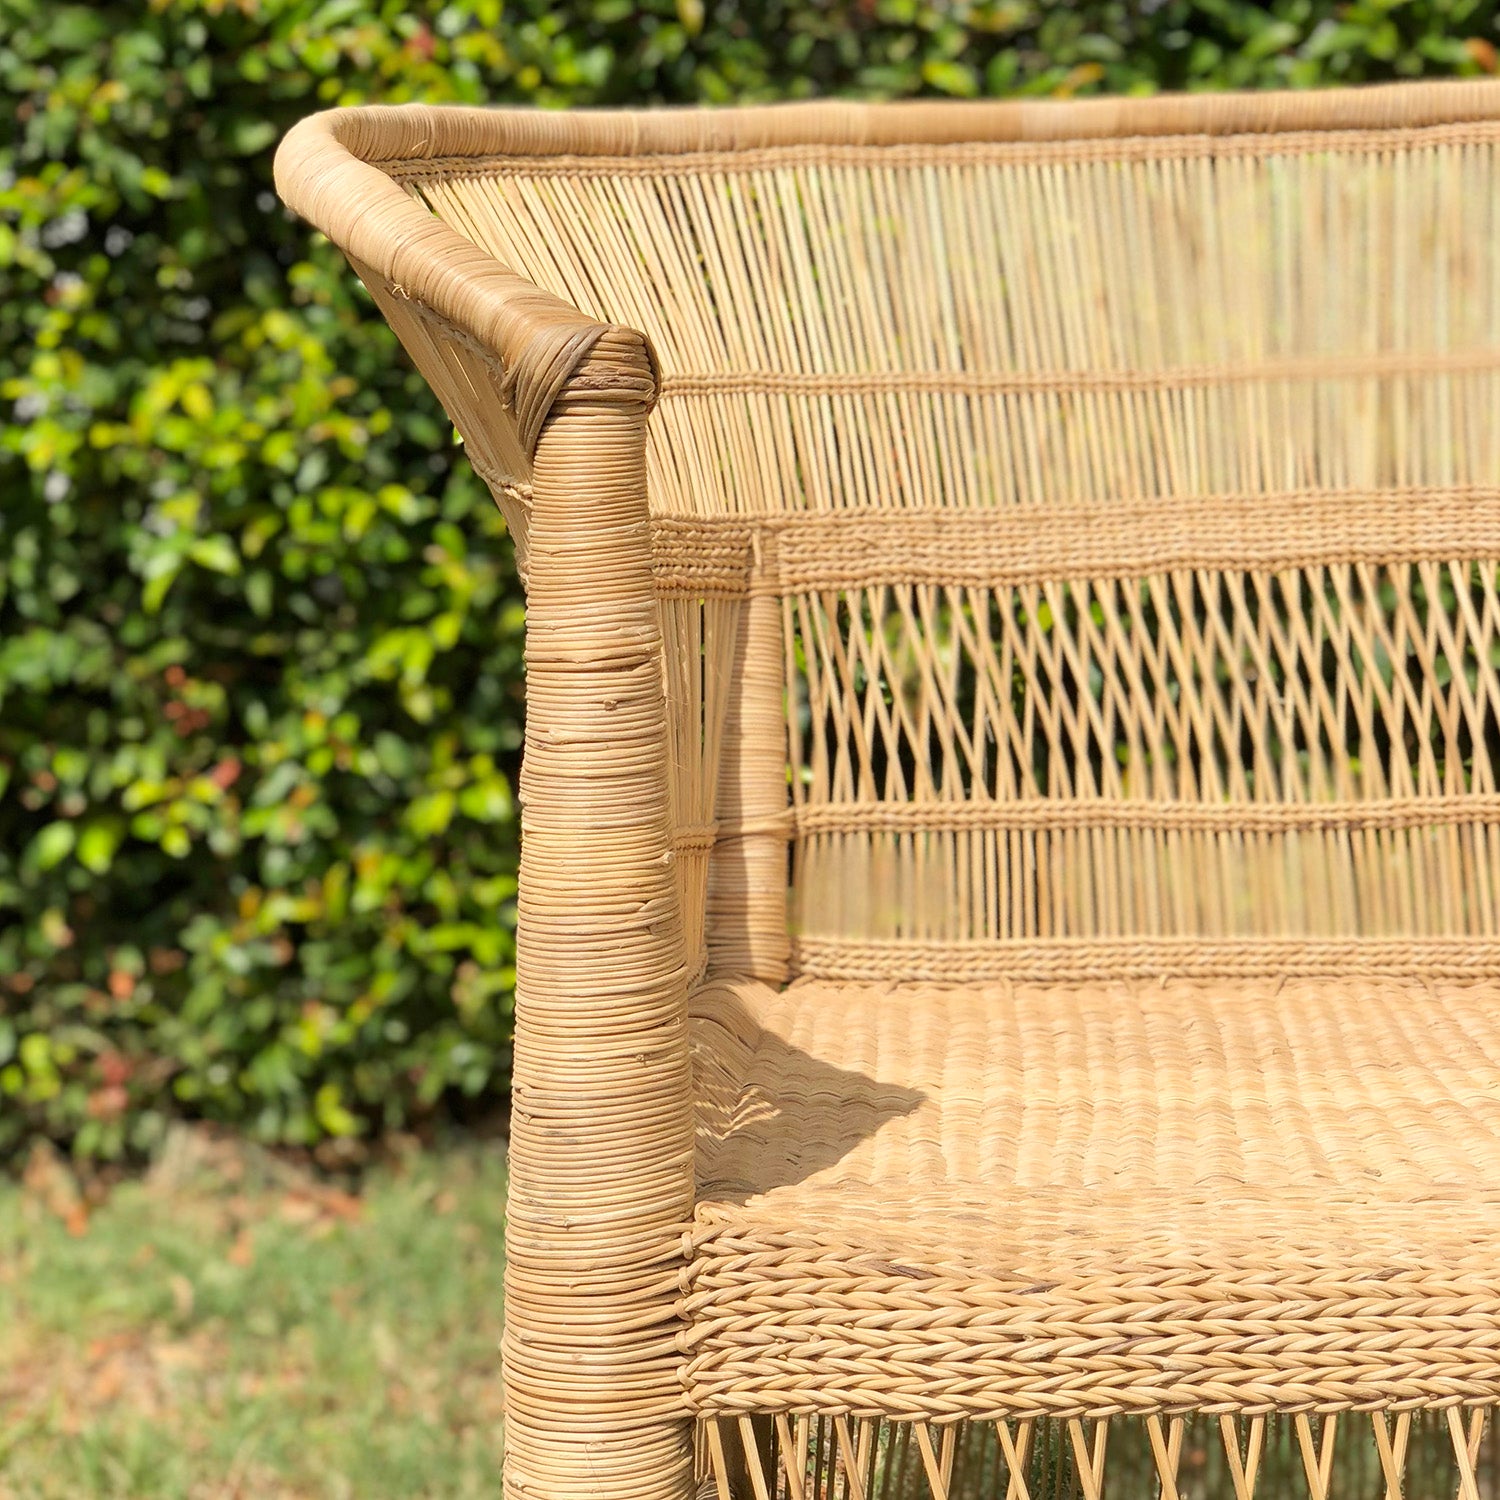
[274,80,1500,1500]
[426,109,1500,989]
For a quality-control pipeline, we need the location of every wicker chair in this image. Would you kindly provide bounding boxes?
[277,81,1500,1500]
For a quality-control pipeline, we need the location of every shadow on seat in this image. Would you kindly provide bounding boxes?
[690,982,926,1205]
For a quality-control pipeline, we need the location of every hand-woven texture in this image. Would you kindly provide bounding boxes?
[273,80,1500,1500]
[688,975,1500,1421]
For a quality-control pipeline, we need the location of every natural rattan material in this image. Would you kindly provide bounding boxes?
[688,975,1500,1420]
[275,80,1500,1500]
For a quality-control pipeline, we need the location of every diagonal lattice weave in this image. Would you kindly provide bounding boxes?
[276,83,1500,1500]
[405,114,1500,983]
[786,557,1500,967]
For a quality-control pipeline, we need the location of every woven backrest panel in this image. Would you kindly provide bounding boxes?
[395,114,1500,982]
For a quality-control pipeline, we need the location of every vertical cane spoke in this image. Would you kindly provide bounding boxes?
[1320,1414,1339,1497]
[706,1419,735,1500]
[1372,1412,1410,1500]
[774,1416,806,1500]
[857,1419,877,1500]
[913,1422,950,1500]
[997,1419,1034,1500]
[1222,1414,1266,1500]
[737,1416,772,1500]
[1147,1415,1184,1500]
[942,1425,959,1494]
[834,1418,869,1500]
[1464,1408,1487,1471]
[1448,1406,1487,1500]
[1294,1416,1322,1500]
[1244,1417,1265,1495]
[1294,1414,1338,1500]
[1067,1418,1109,1500]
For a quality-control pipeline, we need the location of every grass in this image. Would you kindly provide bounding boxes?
[0,1129,507,1500]
[4,1132,1499,1500]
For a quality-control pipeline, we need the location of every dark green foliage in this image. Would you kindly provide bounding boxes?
[1,0,1496,1159]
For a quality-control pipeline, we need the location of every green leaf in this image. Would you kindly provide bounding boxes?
[142,560,183,615]
[230,120,279,156]
[246,569,275,618]
[1243,20,1300,61]
[314,1082,361,1138]
[47,7,110,49]
[922,59,980,97]
[181,383,214,422]
[189,536,242,575]
[405,790,455,838]
[30,822,76,872]
[76,820,123,875]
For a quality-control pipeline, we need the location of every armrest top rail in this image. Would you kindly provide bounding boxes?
[274,110,658,457]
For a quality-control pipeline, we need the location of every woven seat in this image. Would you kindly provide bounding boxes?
[276,79,1500,1499]
[688,976,1500,1420]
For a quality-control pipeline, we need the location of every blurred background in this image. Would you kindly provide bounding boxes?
[3,2,1500,1494]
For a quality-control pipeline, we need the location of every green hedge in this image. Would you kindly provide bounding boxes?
[1,0,1496,1160]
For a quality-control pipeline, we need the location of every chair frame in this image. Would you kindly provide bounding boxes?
[277,82,1500,1499]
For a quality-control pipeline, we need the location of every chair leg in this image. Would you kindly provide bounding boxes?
[701,1417,777,1500]
[501,358,698,1500]
[503,1410,696,1499]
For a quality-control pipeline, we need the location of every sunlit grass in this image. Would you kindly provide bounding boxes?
[0,1131,507,1499]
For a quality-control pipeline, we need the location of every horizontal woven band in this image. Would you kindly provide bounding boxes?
[649,516,754,598]
[658,347,1500,398]
[382,115,1500,180]
[788,794,1500,837]
[790,935,1500,984]
[651,486,1500,597]
[681,1224,1500,1423]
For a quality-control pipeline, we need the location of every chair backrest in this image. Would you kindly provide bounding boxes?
[397,85,1500,987]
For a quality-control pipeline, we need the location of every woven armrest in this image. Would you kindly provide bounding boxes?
[274,107,657,457]
[278,108,695,1499]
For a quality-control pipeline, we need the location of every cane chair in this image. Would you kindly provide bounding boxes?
[277,80,1500,1499]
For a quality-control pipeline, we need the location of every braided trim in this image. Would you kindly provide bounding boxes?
[788,794,1500,837]
[379,117,1500,180]
[648,486,1500,599]
[790,935,1500,984]
[657,348,1500,398]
